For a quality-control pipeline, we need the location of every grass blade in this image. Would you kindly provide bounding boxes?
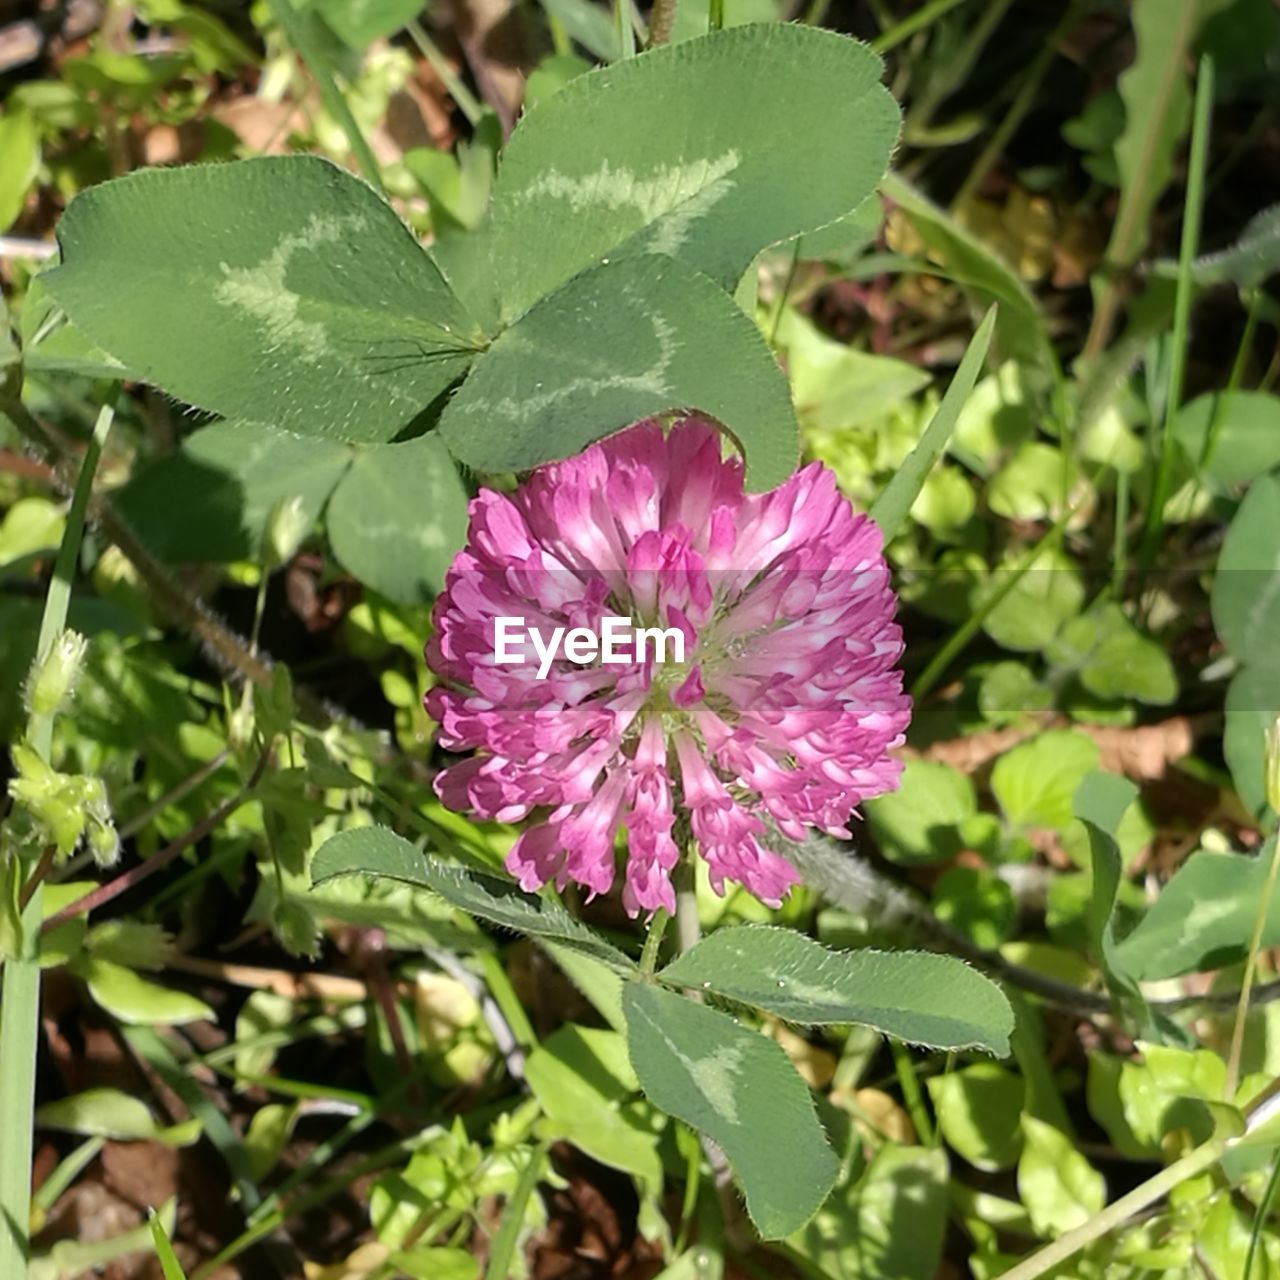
[264,0,383,190]
[149,1207,188,1280]
[1138,54,1214,570]
[869,305,996,543]
[484,1145,545,1280]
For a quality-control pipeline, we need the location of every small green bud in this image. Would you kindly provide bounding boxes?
[23,630,88,719]
[264,495,309,568]
[1266,716,1280,815]
[7,744,117,862]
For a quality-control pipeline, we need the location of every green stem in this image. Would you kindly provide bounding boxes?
[265,0,383,190]
[1138,55,1214,571]
[674,843,701,956]
[1110,468,1130,598]
[910,515,1067,700]
[406,21,485,126]
[1227,832,1280,1098]
[0,394,115,1277]
[998,1136,1229,1280]
[871,0,969,53]
[890,1041,935,1145]
[640,908,670,975]
[1245,1154,1280,1280]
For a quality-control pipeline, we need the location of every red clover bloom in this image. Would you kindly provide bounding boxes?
[426,419,911,916]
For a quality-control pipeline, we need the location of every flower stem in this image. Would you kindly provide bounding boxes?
[674,843,701,956]
[998,1137,1229,1280]
[0,395,115,1276]
[640,909,670,975]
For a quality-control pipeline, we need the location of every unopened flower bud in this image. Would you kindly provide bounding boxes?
[264,495,309,569]
[1266,717,1280,815]
[24,630,88,719]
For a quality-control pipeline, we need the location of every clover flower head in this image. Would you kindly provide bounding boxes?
[426,419,911,916]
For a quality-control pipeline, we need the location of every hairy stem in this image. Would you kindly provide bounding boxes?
[648,0,677,48]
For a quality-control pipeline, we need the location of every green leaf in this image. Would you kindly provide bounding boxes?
[1074,771,1145,1012]
[1212,474,1280,667]
[1119,1042,1225,1148]
[524,1024,662,1190]
[523,53,594,111]
[113,421,352,563]
[623,980,839,1238]
[789,1144,949,1280]
[1017,1114,1105,1237]
[1116,841,1280,980]
[0,109,40,233]
[991,730,1100,834]
[987,442,1074,522]
[149,1210,188,1280]
[45,156,482,444]
[1047,603,1178,706]
[1173,391,1280,488]
[1226,662,1280,816]
[314,0,424,46]
[1108,0,1225,270]
[978,662,1054,725]
[932,867,1016,950]
[36,1088,200,1146]
[927,1063,1025,1171]
[81,958,215,1027]
[880,173,1051,368]
[657,925,1013,1054]
[979,547,1085,653]
[542,941,627,1034]
[869,306,995,542]
[537,0,624,61]
[17,274,140,381]
[477,24,899,324]
[438,255,798,489]
[777,306,930,429]
[865,759,976,863]
[910,467,976,538]
[949,361,1036,476]
[326,433,469,603]
[310,826,635,971]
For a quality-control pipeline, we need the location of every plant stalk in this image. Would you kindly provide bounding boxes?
[1138,55,1213,571]
[998,1135,1228,1280]
[0,395,115,1276]
[640,908,670,975]
[1226,832,1280,1098]
[648,0,678,48]
[674,843,701,956]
